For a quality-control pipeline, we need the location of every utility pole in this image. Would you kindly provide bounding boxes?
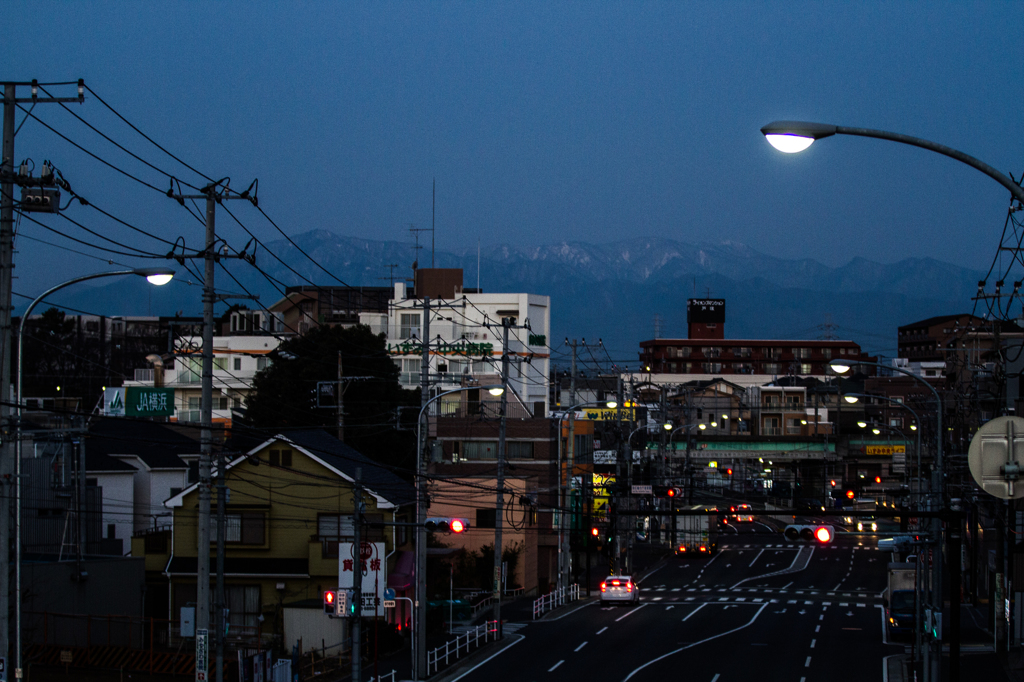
[414,297,430,680]
[337,351,344,441]
[561,340,577,590]
[352,468,363,682]
[169,181,255,682]
[615,377,625,574]
[492,318,511,636]
[2,79,84,679]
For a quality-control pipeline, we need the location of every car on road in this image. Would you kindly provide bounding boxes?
[732,503,755,523]
[600,575,640,605]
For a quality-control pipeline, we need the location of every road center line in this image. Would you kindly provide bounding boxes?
[549,660,564,672]
[615,603,648,621]
[574,641,587,652]
[623,603,769,681]
[596,627,607,635]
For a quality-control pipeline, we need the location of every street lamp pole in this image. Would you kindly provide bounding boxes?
[843,393,923,503]
[14,266,173,674]
[830,359,943,680]
[413,383,503,680]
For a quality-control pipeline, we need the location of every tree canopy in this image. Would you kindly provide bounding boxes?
[243,324,419,471]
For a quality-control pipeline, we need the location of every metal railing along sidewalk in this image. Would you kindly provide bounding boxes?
[426,620,499,675]
[533,584,580,619]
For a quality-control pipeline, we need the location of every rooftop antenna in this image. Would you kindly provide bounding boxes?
[378,264,400,287]
[409,223,430,272]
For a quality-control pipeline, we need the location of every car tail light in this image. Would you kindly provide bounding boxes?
[700,546,707,553]
[600,582,607,592]
[679,546,686,553]
[626,582,633,592]
[611,580,621,586]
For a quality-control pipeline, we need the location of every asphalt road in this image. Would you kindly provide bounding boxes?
[446,530,901,682]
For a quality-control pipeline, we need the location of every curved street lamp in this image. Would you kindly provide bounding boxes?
[14,266,174,674]
[761,120,1024,205]
[414,384,503,678]
[843,392,923,499]
[761,122,1020,682]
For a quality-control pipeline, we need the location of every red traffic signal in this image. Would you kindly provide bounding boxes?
[830,480,836,487]
[814,526,833,543]
[450,519,466,533]
[323,589,336,614]
[874,476,882,484]
[725,468,733,476]
[591,526,599,536]
[846,490,855,499]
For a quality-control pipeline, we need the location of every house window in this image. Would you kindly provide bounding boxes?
[400,313,421,340]
[762,416,781,436]
[269,449,293,467]
[822,348,832,359]
[764,363,780,374]
[464,441,498,460]
[794,348,811,359]
[702,362,722,373]
[219,511,266,545]
[507,442,534,459]
[786,418,802,435]
[214,357,228,371]
[225,585,262,633]
[256,357,268,371]
[233,357,242,371]
[318,513,385,557]
[703,347,722,358]
[800,363,812,375]
[890,417,903,428]
[188,397,201,409]
[735,347,752,358]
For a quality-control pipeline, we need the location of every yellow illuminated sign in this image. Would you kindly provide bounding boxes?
[864,445,906,456]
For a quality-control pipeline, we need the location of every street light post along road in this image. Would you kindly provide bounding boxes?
[14,267,174,675]
[830,359,943,681]
[413,382,503,681]
[843,393,923,505]
[762,121,1023,682]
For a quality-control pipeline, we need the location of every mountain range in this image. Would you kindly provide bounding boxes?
[50,231,987,368]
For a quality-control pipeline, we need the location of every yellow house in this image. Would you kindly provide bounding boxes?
[142,429,415,650]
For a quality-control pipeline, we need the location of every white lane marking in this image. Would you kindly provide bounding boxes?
[596,627,607,635]
[575,641,587,652]
[549,660,564,672]
[624,603,769,681]
[749,549,765,567]
[683,603,706,621]
[615,603,648,621]
[711,675,721,682]
[815,625,820,632]
[810,639,816,648]
[805,656,812,667]
[447,634,524,682]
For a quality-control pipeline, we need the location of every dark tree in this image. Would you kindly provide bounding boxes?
[244,324,419,470]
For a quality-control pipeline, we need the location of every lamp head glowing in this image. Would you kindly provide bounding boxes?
[698,423,707,430]
[710,421,717,428]
[872,428,881,435]
[487,387,505,397]
[663,423,673,431]
[843,395,859,404]
[829,360,852,374]
[605,400,617,408]
[132,267,176,286]
[857,421,867,428]
[761,121,838,153]
[910,424,918,431]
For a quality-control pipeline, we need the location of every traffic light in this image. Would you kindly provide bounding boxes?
[424,517,470,533]
[783,525,834,544]
[846,489,856,500]
[725,468,733,476]
[323,589,338,616]
[652,486,682,498]
[344,589,357,617]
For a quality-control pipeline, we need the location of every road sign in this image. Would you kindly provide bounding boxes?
[968,416,1024,499]
[383,600,396,608]
[383,587,395,600]
[632,485,653,495]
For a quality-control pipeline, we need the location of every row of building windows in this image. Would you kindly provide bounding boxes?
[655,362,817,375]
[656,346,855,360]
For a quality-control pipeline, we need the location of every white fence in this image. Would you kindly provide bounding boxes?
[368,671,397,682]
[270,659,291,682]
[532,584,580,620]
[426,620,499,674]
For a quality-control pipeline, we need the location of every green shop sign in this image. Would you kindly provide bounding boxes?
[104,387,175,417]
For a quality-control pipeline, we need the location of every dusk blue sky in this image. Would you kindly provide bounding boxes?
[5,2,1023,302]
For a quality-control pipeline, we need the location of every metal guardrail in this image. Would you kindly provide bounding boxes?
[426,620,498,675]
[368,670,397,682]
[532,584,580,620]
